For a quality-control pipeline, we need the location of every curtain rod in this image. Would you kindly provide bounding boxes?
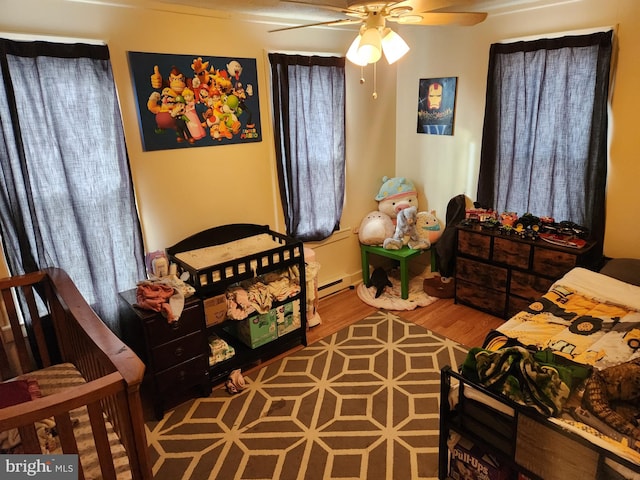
[0,31,105,45]
[500,25,617,44]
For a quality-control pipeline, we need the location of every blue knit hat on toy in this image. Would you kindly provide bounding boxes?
[375,176,416,201]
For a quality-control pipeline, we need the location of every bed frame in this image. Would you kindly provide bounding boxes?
[0,268,152,480]
[439,365,640,480]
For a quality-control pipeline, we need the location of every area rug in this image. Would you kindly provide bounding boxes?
[145,311,468,480]
[357,271,437,311]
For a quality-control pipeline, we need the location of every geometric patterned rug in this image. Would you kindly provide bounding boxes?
[145,311,469,479]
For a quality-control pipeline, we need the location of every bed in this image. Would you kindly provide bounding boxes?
[0,268,152,480]
[439,260,640,480]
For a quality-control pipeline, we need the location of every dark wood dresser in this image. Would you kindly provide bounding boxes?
[119,289,211,419]
[454,225,599,319]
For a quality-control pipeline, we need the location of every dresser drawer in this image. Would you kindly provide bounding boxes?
[151,331,205,372]
[532,247,577,278]
[145,301,204,346]
[456,279,506,317]
[493,237,531,269]
[510,271,554,301]
[457,257,508,292]
[154,355,208,393]
[458,230,491,259]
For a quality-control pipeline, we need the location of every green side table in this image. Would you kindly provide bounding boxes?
[360,244,436,299]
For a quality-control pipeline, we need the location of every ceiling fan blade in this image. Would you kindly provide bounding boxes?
[269,18,362,33]
[280,0,362,16]
[393,11,487,26]
[388,0,474,13]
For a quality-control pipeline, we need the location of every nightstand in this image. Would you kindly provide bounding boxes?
[119,289,211,419]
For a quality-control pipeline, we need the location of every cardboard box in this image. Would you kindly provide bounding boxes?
[449,436,512,480]
[276,300,301,336]
[231,310,278,349]
[204,294,227,327]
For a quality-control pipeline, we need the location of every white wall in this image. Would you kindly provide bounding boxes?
[395,0,640,258]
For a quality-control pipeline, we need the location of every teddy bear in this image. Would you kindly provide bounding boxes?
[383,206,431,250]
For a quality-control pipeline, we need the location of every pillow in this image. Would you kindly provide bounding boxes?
[0,378,41,409]
[599,258,640,286]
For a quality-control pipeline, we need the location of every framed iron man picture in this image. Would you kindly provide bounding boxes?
[417,77,457,135]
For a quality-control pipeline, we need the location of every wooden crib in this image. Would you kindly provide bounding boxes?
[0,268,152,479]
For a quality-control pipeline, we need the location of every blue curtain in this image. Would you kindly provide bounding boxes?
[0,39,145,333]
[269,53,346,242]
[477,31,613,249]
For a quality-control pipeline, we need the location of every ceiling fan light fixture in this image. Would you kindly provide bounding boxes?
[346,33,368,66]
[381,28,409,64]
[357,26,382,64]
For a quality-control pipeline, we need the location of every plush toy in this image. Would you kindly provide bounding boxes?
[416,210,442,245]
[367,267,392,298]
[375,176,419,223]
[357,211,395,246]
[383,206,430,250]
[359,176,433,247]
[582,356,640,442]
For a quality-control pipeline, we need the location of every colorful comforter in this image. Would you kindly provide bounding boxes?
[494,268,640,370]
[480,268,640,476]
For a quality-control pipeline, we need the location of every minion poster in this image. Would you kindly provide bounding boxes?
[128,51,261,151]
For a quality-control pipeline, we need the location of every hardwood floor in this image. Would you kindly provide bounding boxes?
[241,286,504,377]
[309,286,504,348]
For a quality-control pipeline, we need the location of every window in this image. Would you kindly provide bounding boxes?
[268,53,346,242]
[477,31,613,247]
[0,39,145,333]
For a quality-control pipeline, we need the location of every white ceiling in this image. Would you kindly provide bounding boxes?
[73,0,580,25]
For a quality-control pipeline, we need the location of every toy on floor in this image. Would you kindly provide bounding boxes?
[368,267,393,298]
[225,368,246,395]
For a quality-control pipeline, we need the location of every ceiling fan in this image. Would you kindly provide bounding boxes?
[270,1,487,98]
[270,1,488,33]
[270,1,487,66]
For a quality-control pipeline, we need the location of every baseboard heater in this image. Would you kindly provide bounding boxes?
[318,277,352,298]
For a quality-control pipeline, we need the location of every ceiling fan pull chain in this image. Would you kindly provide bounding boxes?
[372,62,378,100]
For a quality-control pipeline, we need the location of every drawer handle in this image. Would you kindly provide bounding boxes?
[178,370,186,381]
[171,321,180,331]
[175,346,184,357]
